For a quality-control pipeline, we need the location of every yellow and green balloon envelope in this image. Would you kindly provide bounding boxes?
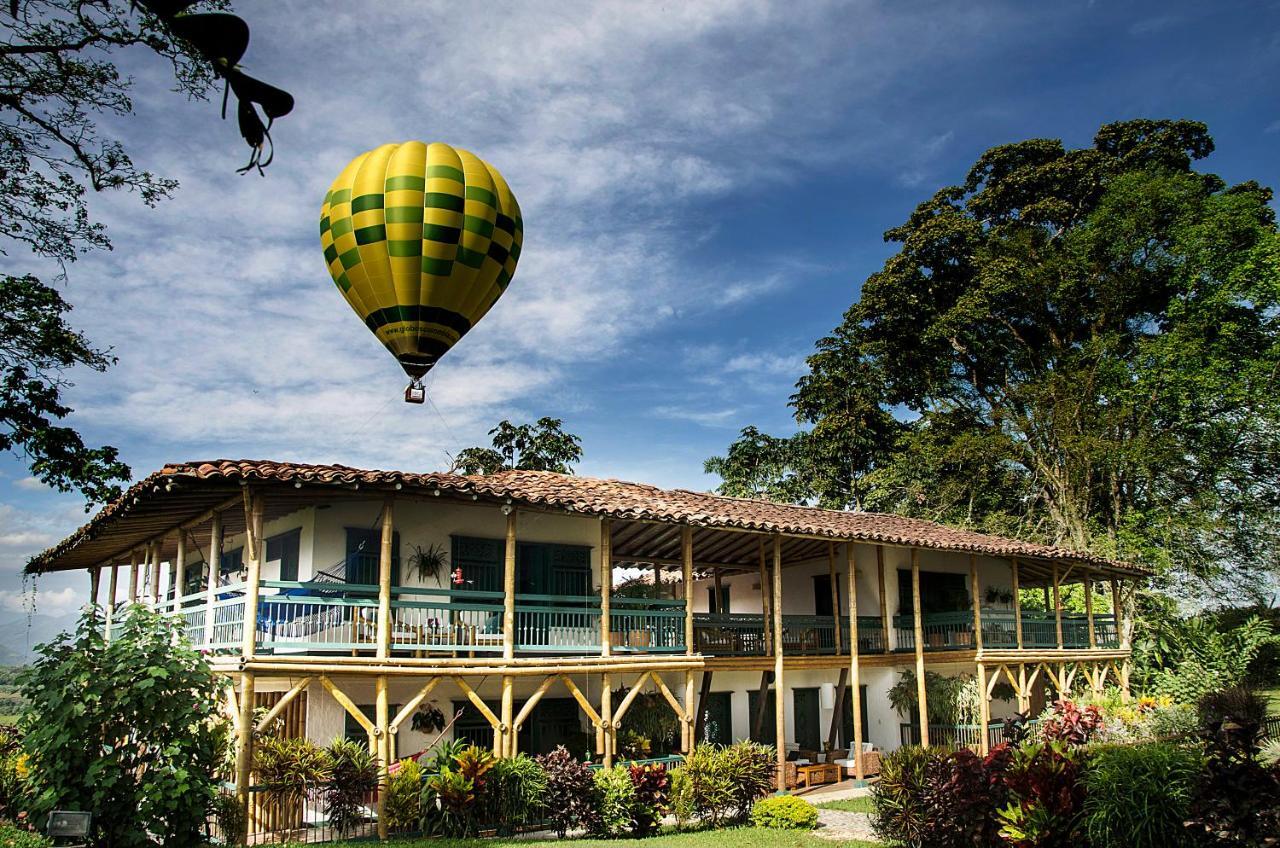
[320,141,523,402]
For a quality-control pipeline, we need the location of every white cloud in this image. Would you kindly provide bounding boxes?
[14,477,48,492]
[652,405,741,427]
[0,586,81,617]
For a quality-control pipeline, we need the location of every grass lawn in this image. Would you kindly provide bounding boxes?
[815,797,875,815]
[1263,688,1280,716]
[280,827,878,848]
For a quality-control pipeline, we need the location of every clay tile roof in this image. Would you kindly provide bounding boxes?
[27,459,1150,575]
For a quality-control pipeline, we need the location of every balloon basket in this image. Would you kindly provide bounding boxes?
[404,381,426,404]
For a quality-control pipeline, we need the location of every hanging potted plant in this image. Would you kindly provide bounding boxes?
[407,543,448,584]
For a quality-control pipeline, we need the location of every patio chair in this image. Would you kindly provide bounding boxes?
[46,811,91,848]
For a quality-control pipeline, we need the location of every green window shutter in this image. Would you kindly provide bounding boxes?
[747,689,777,747]
[345,528,401,586]
[266,529,301,582]
[451,535,503,591]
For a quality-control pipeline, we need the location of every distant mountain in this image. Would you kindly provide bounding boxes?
[0,613,77,665]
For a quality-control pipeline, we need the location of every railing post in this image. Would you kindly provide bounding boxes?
[772,534,786,791]
[847,543,864,780]
[911,548,929,747]
[969,554,983,653]
[1052,565,1063,650]
[204,512,222,647]
[1012,559,1023,649]
[1084,570,1096,649]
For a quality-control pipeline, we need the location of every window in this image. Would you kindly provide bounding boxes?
[898,569,969,614]
[451,700,497,750]
[450,536,591,596]
[220,547,243,582]
[266,529,301,582]
[345,528,400,586]
[813,574,843,617]
[700,692,733,745]
[707,585,731,614]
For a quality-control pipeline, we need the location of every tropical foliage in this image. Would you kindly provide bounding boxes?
[706,119,1280,599]
[18,606,222,848]
[453,417,584,475]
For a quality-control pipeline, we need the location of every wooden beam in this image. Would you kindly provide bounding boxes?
[611,671,653,727]
[503,509,517,660]
[912,548,929,747]
[203,512,222,647]
[969,554,983,652]
[321,675,375,735]
[560,675,605,727]
[758,539,772,654]
[172,532,186,607]
[256,677,313,734]
[828,542,842,655]
[514,676,556,730]
[1083,571,1096,649]
[826,666,848,752]
[693,671,713,744]
[1052,565,1063,649]
[772,534,786,790]
[649,672,687,723]
[234,671,256,832]
[601,673,614,765]
[391,678,442,732]
[241,491,264,659]
[751,670,770,741]
[452,677,502,731]
[976,662,990,755]
[682,527,695,657]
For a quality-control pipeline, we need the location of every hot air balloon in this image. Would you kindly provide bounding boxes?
[320,142,523,402]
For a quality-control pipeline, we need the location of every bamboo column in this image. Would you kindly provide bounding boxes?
[911,548,928,747]
[203,512,223,647]
[976,661,991,755]
[89,566,100,607]
[846,543,864,780]
[1110,577,1126,648]
[772,534,786,792]
[149,541,161,606]
[105,563,118,641]
[828,542,842,655]
[501,508,517,758]
[1084,570,1096,648]
[969,554,983,653]
[876,546,890,651]
[1012,559,1023,649]
[601,676,614,767]
[173,532,187,609]
[375,497,394,839]
[600,519,612,658]
[235,489,265,833]
[758,539,772,653]
[128,550,139,603]
[1052,565,1064,650]
[682,526,695,753]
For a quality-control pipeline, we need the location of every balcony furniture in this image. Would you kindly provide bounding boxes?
[782,761,799,789]
[696,627,741,653]
[834,744,881,778]
[825,748,848,763]
[611,629,653,650]
[796,762,841,788]
[781,627,819,653]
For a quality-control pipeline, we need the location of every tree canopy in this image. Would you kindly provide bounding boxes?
[452,417,584,475]
[706,119,1280,599]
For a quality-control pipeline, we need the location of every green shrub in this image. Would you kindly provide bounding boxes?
[627,763,669,837]
[1081,743,1202,848]
[679,741,774,826]
[535,746,597,837]
[590,765,637,838]
[871,745,940,845]
[668,766,694,828]
[20,606,223,848]
[253,736,332,829]
[749,795,818,830]
[0,820,51,848]
[0,726,28,821]
[481,754,547,834]
[383,758,422,833]
[996,741,1086,848]
[211,791,245,846]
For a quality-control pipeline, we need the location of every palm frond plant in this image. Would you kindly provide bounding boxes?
[252,737,332,837]
[324,738,378,837]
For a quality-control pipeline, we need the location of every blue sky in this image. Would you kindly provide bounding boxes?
[3,0,1278,629]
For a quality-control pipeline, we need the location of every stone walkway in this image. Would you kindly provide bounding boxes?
[813,808,880,843]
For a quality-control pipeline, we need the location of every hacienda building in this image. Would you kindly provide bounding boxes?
[28,460,1146,838]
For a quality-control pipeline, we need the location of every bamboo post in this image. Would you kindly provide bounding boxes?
[713,569,724,615]
[235,671,255,840]
[1084,570,1096,649]
[149,541,161,606]
[241,491,264,659]
[1012,559,1023,649]
[377,497,394,659]
[173,532,187,610]
[969,554,983,652]
[911,548,928,747]
[684,669,695,754]
[128,550,139,603]
[89,566,100,607]
[772,534,786,791]
[105,563,118,641]
[876,546,890,651]
[758,539,771,653]
[1052,565,1063,650]
[600,519,612,657]
[1110,577,1125,649]
[976,661,991,755]
[601,674,613,767]
[847,543,864,780]
[204,512,223,647]
[501,508,517,757]
[828,542,842,655]
[375,674,389,839]
[682,526,695,752]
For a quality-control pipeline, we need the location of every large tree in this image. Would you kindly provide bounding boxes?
[707,120,1280,598]
[452,417,584,475]
[1,1,289,504]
